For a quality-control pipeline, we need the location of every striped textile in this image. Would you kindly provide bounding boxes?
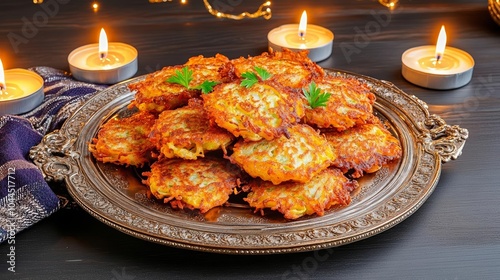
[0,67,105,243]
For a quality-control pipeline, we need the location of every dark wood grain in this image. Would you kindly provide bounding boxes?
[1,0,500,279]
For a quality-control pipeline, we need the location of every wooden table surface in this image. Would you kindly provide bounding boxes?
[1,0,499,279]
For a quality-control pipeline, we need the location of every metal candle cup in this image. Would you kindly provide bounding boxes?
[267,11,333,62]
[401,45,474,90]
[401,26,474,90]
[68,42,138,84]
[0,68,44,115]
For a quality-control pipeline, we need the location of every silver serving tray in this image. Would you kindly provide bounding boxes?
[30,69,468,254]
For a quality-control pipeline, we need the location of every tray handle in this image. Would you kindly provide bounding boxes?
[422,114,469,163]
[30,130,80,182]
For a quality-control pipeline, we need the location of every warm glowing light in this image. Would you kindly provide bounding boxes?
[378,0,399,10]
[298,10,307,39]
[92,2,99,12]
[201,0,271,20]
[0,59,5,92]
[435,25,447,61]
[151,0,271,19]
[99,28,108,60]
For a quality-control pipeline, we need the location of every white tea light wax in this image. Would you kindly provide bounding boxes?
[268,11,333,62]
[68,28,138,84]
[0,60,44,115]
[401,26,474,90]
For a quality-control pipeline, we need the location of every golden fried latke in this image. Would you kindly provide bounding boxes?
[128,54,230,113]
[144,157,242,213]
[149,99,234,160]
[89,111,156,167]
[244,168,357,220]
[230,124,334,185]
[303,75,376,130]
[224,49,324,89]
[202,80,304,141]
[323,121,402,178]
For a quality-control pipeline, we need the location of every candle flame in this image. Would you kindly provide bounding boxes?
[298,10,307,40]
[99,28,108,60]
[0,59,5,92]
[435,25,447,61]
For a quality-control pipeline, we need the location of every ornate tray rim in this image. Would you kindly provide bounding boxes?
[30,69,468,254]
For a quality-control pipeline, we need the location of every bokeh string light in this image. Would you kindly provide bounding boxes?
[202,0,271,20]
[378,0,399,10]
[149,0,272,20]
[32,0,272,18]
[92,2,99,12]
[32,0,396,14]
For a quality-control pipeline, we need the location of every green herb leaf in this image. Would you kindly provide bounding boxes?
[240,71,259,88]
[196,80,219,94]
[303,82,331,109]
[167,66,193,88]
[240,66,272,88]
[254,66,272,81]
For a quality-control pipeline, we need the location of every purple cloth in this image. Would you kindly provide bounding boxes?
[0,67,105,243]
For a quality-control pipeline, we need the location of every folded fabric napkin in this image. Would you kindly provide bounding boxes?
[0,67,106,243]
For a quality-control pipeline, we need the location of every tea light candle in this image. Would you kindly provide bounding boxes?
[268,11,334,62]
[68,28,138,84]
[0,59,44,115]
[402,26,474,90]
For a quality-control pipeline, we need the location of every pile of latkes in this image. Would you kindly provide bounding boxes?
[89,49,402,220]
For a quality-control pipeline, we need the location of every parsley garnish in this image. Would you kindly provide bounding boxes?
[167,67,193,88]
[240,66,272,88]
[255,66,272,80]
[303,82,331,109]
[195,80,219,94]
[240,71,259,88]
[166,66,218,94]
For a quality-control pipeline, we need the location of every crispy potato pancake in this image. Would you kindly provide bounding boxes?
[90,50,402,220]
[230,124,334,185]
[149,99,234,160]
[304,75,376,130]
[244,168,357,219]
[89,111,156,167]
[144,157,242,213]
[323,121,402,178]
[128,54,229,113]
[202,80,304,141]
[223,49,324,89]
